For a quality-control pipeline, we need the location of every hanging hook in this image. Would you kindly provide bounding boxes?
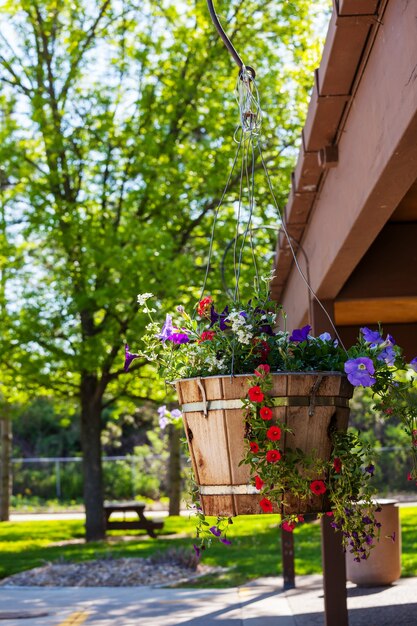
[206,0,256,79]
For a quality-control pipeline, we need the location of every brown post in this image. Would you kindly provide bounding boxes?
[311,299,348,626]
[168,424,181,516]
[281,529,295,589]
[0,418,12,522]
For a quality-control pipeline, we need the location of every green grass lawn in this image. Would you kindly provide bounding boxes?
[0,509,416,588]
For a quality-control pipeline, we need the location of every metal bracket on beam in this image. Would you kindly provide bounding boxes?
[318,145,339,169]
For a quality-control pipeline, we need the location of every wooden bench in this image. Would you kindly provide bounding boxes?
[104,501,164,538]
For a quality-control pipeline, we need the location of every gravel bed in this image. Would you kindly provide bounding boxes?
[0,558,219,588]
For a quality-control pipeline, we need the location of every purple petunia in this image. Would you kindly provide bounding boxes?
[159,416,169,429]
[157,405,167,418]
[167,332,190,344]
[209,526,221,537]
[344,357,376,387]
[365,464,375,476]
[360,327,383,345]
[410,357,417,373]
[210,305,230,331]
[377,344,396,366]
[220,537,232,545]
[259,323,275,336]
[158,314,174,341]
[318,332,331,342]
[171,409,182,418]
[289,325,311,342]
[124,344,140,372]
[193,544,201,559]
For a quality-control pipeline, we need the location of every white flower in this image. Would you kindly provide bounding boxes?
[137,293,154,306]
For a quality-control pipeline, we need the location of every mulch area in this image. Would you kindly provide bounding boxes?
[0,557,219,587]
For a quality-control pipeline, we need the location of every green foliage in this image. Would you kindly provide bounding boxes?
[0,0,328,406]
[12,397,80,457]
[0,0,331,529]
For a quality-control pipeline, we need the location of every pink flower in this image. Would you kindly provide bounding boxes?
[255,364,270,377]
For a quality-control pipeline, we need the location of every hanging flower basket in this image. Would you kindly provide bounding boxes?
[127,292,417,558]
[176,372,353,517]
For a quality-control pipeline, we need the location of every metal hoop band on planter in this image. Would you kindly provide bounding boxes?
[181,395,350,414]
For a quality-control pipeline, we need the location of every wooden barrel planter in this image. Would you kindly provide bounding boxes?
[176,372,353,517]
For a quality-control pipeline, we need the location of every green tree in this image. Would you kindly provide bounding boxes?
[0,0,329,539]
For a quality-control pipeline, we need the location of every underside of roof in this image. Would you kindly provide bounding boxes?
[271,0,417,355]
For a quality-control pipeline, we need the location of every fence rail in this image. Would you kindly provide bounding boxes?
[11,454,178,502]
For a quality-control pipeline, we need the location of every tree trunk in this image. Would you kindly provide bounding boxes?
[80,373,105,541]
[168,424,181,516]
[0,419,12,522]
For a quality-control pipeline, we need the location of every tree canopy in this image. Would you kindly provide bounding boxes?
[0,0,330,538]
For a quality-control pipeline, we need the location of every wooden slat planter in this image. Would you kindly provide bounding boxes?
[176,373,353,517]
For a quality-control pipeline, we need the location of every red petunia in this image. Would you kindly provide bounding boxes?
[248,386,264,403]
[199,330,215,342]
[259,497,273,513]
[333,457,342,473]
[250,441,260,454]
[297,515,305,523]
[310,480,326,495]
[255,476,264,490]
[255,364,270,377]
[260,406,273,420]
[282,520,296,532]
[253,339,271,361]
[267,425,281,441]
[266,449,281,463]
[326,511,334,517]
[197,296,213,317]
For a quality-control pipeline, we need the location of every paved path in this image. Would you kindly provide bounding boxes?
[1,575,417,626]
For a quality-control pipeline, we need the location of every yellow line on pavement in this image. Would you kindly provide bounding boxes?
[57,611,90,626]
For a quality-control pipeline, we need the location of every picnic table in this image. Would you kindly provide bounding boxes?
[104,501,164,538]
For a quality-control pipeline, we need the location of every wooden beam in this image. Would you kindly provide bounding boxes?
[335,297,417,326]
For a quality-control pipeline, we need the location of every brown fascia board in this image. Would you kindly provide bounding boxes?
[284,188,315,226]
[303,76,349,152]
[317,9,373,96]
[337,0,379,16]
[292,146,322,194]
[272,3,379,302]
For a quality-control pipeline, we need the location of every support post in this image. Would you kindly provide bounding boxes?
[168,424,181,516]
[281,528,295,589]
[321,515,348,626]
[0,419,12,522]
[311,298,348,626]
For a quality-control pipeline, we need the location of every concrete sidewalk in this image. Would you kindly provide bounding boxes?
[1,575,417,626]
